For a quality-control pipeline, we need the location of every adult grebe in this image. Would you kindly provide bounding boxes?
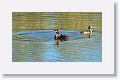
[54,29,71,40]
[80,26,93,34]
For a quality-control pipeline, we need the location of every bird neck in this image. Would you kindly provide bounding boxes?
[89,29,92,33]
[55,33,59,39]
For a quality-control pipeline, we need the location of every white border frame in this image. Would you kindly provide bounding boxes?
[0,0,114,74]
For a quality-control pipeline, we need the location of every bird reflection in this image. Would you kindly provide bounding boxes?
[54,39,59,47]
[54,39,68,47]
[88,33,92,38]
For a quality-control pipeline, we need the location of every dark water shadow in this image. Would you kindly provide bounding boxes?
[54,39,60,47]
[54,39,69,47]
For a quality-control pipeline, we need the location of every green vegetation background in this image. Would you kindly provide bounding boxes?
[12,12,102,32]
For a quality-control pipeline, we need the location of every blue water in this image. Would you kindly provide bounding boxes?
[12,30,102,62]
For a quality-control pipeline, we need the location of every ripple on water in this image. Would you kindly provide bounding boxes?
[12,30,102,62]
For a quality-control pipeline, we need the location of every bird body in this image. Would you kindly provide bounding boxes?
[80,26,93,34]
[54,30,70,40]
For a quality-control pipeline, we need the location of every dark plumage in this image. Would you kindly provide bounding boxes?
[54,30,70,40]
[58,34,70,39]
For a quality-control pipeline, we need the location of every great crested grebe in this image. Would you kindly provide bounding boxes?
[54,29,71,40]
[80,26,93,34]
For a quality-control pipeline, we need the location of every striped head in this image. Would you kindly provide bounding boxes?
[88,26,93,33]
[88,26,93,29]
[54,29,59,34]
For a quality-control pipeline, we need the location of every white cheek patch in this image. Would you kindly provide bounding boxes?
[55,31,57,33]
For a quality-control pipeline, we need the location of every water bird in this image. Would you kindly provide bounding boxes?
[80,26,93,34]
[54,29,71,40]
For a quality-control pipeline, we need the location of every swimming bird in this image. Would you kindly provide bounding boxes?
[54,29,71,40]
[80,26,93,34]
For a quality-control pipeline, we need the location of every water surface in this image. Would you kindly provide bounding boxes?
[12,30,102,62]
[12,12,102,62]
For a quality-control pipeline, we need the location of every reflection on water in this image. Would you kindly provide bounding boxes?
[54,33,92,47]
[12,30,102,62]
